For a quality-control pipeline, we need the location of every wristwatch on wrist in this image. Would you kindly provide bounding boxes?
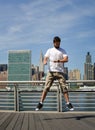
[58,60,60,62]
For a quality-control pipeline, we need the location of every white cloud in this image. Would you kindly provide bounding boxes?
[8,25,23,33]
[77,30,95,38]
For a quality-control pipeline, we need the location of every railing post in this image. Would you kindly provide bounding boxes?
[57,85,61,112]
[14,83,19,111]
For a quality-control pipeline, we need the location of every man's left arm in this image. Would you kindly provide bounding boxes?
[54,56,68,63]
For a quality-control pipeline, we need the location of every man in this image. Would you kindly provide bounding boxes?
[36,36,74,111]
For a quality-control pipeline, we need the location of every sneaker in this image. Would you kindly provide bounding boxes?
[35,102,43,111]
[67,103,74,111]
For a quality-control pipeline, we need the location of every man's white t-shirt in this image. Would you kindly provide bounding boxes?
[45,47,68,73]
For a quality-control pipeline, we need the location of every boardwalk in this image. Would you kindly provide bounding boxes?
[0,111,95,130]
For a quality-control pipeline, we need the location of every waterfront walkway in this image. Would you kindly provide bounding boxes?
[0,111,95,130]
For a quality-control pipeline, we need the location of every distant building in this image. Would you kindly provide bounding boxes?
[93,63,95,80]
[0,64,7,72]
[69,69,81,80]
[39,50,44,72]
[84,52,93,80]
[0,64,7,88]
[39,51,44,80]
[8,50,31,81]
[31,65,39,80]
[31,64,44,81]
[64,67,68,80]
[31,51,44,81]
[0,71,7,81]
[0,64,7,82]
[31,64,36,76]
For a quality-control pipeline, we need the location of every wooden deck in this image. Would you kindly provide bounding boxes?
[0,111,95,130]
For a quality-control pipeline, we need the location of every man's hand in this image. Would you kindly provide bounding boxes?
[43,57,48,65]
[54,56,68,63]
[54,60,60,63]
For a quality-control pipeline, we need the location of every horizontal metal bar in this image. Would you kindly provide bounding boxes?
[0,102,14,104]
[73,103,95,104]
[0,80,95,84]
[0,106,14,108]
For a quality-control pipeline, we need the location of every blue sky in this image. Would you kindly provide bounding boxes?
[0,0,95,78]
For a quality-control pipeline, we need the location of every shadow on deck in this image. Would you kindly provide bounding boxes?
[0,111,95,130]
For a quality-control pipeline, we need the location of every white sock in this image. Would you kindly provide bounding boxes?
[67,102,69,105]
[40,102,43,104]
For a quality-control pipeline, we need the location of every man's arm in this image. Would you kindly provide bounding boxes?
[43,56,49,65]
[54,56,68,63]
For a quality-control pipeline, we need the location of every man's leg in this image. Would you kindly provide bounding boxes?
[40,91,47,102]
[35,72,54,111]
[63,92,69,103]
[63,92,74,110]
[35,91,47,111]
[58,73,74,111]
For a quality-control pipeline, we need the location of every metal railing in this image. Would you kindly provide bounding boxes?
[0,80,95,112]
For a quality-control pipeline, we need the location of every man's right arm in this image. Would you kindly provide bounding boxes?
[43,56,48,65]
[43,49,50,65]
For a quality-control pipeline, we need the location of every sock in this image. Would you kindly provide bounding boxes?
[67,102,70,105]
[40,102,43,104]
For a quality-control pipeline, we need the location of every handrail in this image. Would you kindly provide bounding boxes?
[0,80,95,83]
[0,80,95,112]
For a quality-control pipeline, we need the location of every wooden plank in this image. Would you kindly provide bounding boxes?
[42,113,64,130]
[33,113,95,130]
[0,113,14,130]
[55,113,85,130]
[32,113,44,130]
[0,112,95,130]
[13,113,25,130]
[50,113,95,130]
[75,113,95,130]
[21,113,28,130]
[28,113,36,130]
[38,113,52,130]
[6,113,19,130]
[0,113,11,126]
[0,113,5,120]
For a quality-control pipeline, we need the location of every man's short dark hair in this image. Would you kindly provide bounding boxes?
[53,36,61,43]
